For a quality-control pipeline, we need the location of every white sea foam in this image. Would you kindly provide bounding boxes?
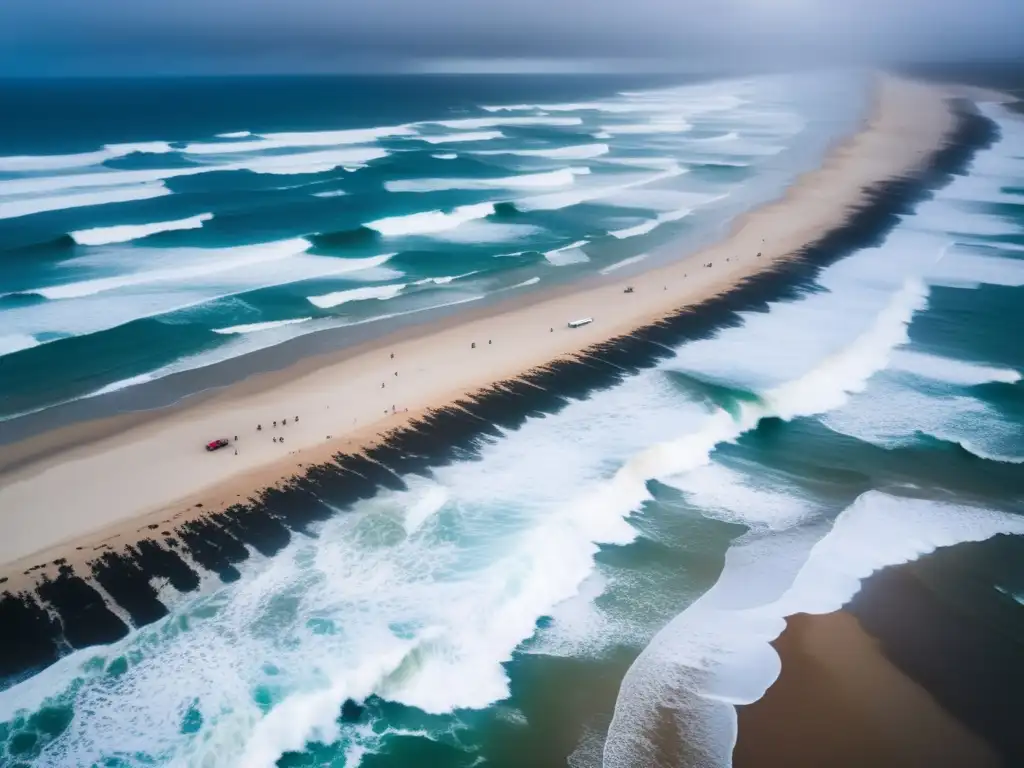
[307,283,406,309]
[428,221,539,244]
[926,248,1024,288]
[0,183,172,220]
[824,379,1023,464]
[432,153,458,160]
[88,372,157,397]
[212,317,313,335]
[0,334,39,357]
[215,131,252,139]
[70,213,214,246]
[599,254,649,275]
[481,102,637,114]
[262,125,417,147]
[0,141,173,172]
[693,131,740,142]
[30,238,313,300]
[545,240,590,266]
[429,116,583,130]
[417,131,505,145]
[603,493,1024,768]
[599,119,692,136]
[517,164,686,211]
[472,143,609,160]
[225,147,388,175]
[237,265,927,765]
[1,252,398,369]
[184,126,415,155]
[181,138,277,155]
[385,167,583,193]
[609,219,660,239]
[0,167,180,196]
[412,271,479,286]
[506,276,541,289]
[0,147,384,200]
[600,156,682,170]
[366,202,495,236]
[312,189,348,198]
[890,350,1021,385]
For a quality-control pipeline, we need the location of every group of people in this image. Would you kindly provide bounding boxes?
[251,416,300,445]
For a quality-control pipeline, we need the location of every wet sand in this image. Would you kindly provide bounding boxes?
[733,610,1001,768]
[0,75,957,587]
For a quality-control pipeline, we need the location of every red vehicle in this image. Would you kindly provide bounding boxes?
[205,438,230,452]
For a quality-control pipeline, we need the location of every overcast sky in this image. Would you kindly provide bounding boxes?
[2,0,1023,76]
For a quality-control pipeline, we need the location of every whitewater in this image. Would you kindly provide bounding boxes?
[0,71,835,418]
[1,76,1022,768]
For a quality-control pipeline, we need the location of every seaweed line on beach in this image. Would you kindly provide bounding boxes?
[0,98,999,687]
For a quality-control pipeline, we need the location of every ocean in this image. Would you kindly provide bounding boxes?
[0,72,858,421]
[0,72,1022,768]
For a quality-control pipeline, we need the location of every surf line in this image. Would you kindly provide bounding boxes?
[0,99,998,683]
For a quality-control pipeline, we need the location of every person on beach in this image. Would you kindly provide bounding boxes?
[257,424,262,431]
[295,416,299,422]
[273,421,277,427]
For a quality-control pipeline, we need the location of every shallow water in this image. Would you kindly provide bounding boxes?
[0,71,863,419]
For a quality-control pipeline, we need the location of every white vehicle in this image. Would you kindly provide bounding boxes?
[567,317,593,329]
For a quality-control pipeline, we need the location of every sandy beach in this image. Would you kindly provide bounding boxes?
[0,75,957,587]
[732,610,1001,768]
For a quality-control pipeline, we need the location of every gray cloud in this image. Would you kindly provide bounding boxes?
[2,0,1023,75]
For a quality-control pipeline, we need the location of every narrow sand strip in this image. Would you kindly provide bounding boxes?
[0,76,955,584]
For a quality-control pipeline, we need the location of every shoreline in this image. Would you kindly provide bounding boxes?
[0,74,999,679]
[0,76,955,578]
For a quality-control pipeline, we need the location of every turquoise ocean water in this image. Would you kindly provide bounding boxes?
[0,73,1022,767]
[0,72,857,418]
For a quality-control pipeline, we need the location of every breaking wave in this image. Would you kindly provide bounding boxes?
[416,131,505,145]
[518,164,686,211]
[307,283,406,309]
[0,183,172,221]
[384,167,585,193]
[603,492,1024,768]
[70,213,214,246]
[212,317,313,335]
[609,207,692,239]
[429,116,583,130]
[473,143,610,160]
[545,240,590,266]
[366,203,496,236]
[26,238,313,300]
[0,141,174,173]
